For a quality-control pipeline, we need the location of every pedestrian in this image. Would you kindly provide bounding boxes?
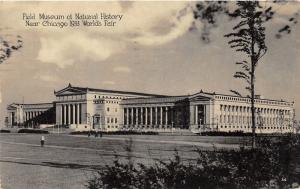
[41,135,45,147]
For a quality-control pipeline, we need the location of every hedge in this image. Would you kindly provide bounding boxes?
[18,129,49,134]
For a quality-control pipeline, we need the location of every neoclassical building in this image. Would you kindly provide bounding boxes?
[6,84,295,133]
[6,103,55,128]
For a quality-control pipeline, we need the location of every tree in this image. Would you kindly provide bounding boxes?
[0,33,23,64]
[224,1,267,148]
[194,1,299,148]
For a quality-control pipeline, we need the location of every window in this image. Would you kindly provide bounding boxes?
[111,118,114,123]
[107,107,110,112]
[115,118,117,123]
[115,108,117,112]
[107,118,110,123]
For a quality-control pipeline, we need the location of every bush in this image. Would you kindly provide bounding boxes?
[18,129,49,134]
[0,129,11,133]
[86,136,300,189]
[199,131,251,136]
[70,130,158,136]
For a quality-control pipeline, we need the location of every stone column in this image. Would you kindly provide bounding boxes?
[195,105,198,126]
[141,107,143,126]
[64,104,67,125]
[73,104,76,124]
[150,107,153,126]
[68,104,71,125]
[60,105,63,125]
[126,108,129,127]
[160,107,163,128]
[165,106,168,127]
[131,108,134,127]
[135,107,139,128]
[145,106,148,125]
[77,104,80,124]
[155,107,158,127]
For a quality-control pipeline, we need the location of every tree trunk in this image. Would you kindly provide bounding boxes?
[250,18,256,149]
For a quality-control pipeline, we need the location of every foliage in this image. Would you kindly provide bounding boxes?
[18,129,49,134]
[193,1,299,42]
[194,1,300,148]
[70,130,158,135]
[86,137,300,189]
[0,34,23,64]
[0,129,11,133]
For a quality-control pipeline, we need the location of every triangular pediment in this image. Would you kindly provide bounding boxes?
[189,92,213,102]
[55,85,86,96]
[7,103,19,109]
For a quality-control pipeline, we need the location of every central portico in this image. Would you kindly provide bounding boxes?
[54,84,164,131]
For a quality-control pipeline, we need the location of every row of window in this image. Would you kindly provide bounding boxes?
[94,100,120,104]
[219,115,290,125]
[94,95,128,100]
[220,105,291,115]
[107,117,118,124]
[57,95,85,100]
[216,96,292,106]
[219,125,291,130]
[107,125,119,129]
[106,107,118,112]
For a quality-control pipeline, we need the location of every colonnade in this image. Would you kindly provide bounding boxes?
[23,111,44,122]
[60,103,82,125]
[123,106,174,129]
[218,104,293,130]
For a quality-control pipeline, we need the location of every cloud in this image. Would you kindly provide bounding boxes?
[113,66,131,73]
[132,4,194,46]
[37,33,125,68]
[0,2,195,69]
[30,2,194,68]
[102,81,115,85]
[34,74,58,82]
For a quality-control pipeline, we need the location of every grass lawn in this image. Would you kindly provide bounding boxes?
[1,133,297,189]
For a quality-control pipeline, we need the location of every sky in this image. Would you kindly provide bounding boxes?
[0,1,300,124]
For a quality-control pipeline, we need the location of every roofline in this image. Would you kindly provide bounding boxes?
[55,84,167,97]
[212,93,293,104]
[8,102,53,106]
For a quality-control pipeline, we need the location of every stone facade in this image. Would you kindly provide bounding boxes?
[6,84,295,133]
[6,103,55,128]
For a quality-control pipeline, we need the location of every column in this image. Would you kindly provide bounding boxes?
[204,105,206,125]
[160,107,163,128]
[131,108,134,126]
[195,105,198,126]
[77,104,80,124]
[135,107,139,128]
[64,104,67,125]
[145,107,148,125]
[68,104,71,125]
[141,107,143,126]
[155,107,158,126]
[126,108,129,127]
[73,104,76,124]
[165,106,168,127]
[60,105,63,125]
[150,107,153,126]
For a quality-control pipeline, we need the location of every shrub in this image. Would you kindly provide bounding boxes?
[70,130,158,136]
[0,129,11,133]
[86,136,300,189]
[18,129,49,134]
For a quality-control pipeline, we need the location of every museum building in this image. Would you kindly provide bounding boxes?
[6,84,295,133]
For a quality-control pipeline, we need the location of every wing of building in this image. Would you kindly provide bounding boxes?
[6,84,295,133]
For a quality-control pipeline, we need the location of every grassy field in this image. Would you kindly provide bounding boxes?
[0,133,289,189]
